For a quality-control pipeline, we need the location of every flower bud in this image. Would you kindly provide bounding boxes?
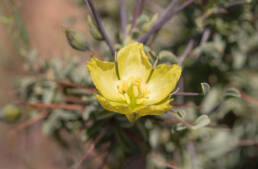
[87,15,103,41]
[1,104,21,123]
[141,13,158,33]
[65,28,91,51]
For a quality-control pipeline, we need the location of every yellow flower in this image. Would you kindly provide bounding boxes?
[86,42,182,122]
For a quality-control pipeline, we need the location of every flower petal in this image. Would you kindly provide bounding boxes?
[137,98,172,118]
[96,95,133,114]
[87,58,120,101]
[117,42,152,81]
[147,64,182,104]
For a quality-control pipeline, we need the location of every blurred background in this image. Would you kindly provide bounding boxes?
[0,0,89,168]
[0,0,258,169]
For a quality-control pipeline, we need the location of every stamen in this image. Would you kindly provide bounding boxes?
[117,76,150,108]
[133,86,139,97]
[124,93,131,104]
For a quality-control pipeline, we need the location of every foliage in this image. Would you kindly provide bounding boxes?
[1,0,258,169]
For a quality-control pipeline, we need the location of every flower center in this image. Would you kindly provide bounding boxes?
[117,76,150,109]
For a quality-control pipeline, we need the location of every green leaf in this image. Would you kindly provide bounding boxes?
[191,115,210,130]
[201,82,210,95]
[175,123,188,131]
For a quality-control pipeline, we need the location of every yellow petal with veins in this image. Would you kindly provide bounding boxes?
[137,98,172,117]
[117,42,152,81]
[146,64,182,104]
[86,58,121,101]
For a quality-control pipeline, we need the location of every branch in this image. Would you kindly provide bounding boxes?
[9,111,48,137]
[24,102,84,111]
[225,0,248,8]
[129,0,146,34]
[194,28,211,59]
[120,0,127,40]
[84,0,115,55]
[174,92,201,96]
[74,128,107,169]
[241,92,258,105]
[55,80,96,93]
[239,140,258,147]
[151,152,181,169]
[177,39,195,65]
[138,0,196,43]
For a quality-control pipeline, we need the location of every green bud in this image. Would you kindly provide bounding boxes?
[136,15,149,26]
[87,15,103,41]
[1,104,21,123]
[141,13,158,33]
[65,28,91,51]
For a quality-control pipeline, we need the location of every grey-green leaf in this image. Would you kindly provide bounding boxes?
[65,28,91,51]
[224,88,241,98]
[201,82,210,96]
[191,115,210,130]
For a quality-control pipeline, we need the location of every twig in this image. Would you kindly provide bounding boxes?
[97,143,112,169]
[84,0,115,55]
[138,0,196,43]
[123,128,180,169]
[24,102,84,111]
[225,0,248,8]
[151,152,181,169]
[129,0,146,34]
[9,111,48,136]
[187,142,198,169]
[177,39,195,65]
[170,103,201,109]
[74,128,106,169]
[174,92,201,96]
[177,77,184,104]
[241,92,258,105]
[120,0,127,40]
[239,140,258,147]
[55,80,96,93]
[194,28,211,59]
[169,111,192,127]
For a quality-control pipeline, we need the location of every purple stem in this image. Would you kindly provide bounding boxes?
[129,0,146,34]
[177,39,195,65]
[195,28,210,59]
[84,0,115,55]
[175,92,201,96]
[138,0,196,43]
[120,0,127,40]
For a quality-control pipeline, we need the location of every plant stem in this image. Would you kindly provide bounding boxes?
[84,0,115,55]
[129,0,146,34]
[177,39,195,65]
[120,0,127,40]
[138,0,196,43]
[195,28,211,59]
[175,92,201,96]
